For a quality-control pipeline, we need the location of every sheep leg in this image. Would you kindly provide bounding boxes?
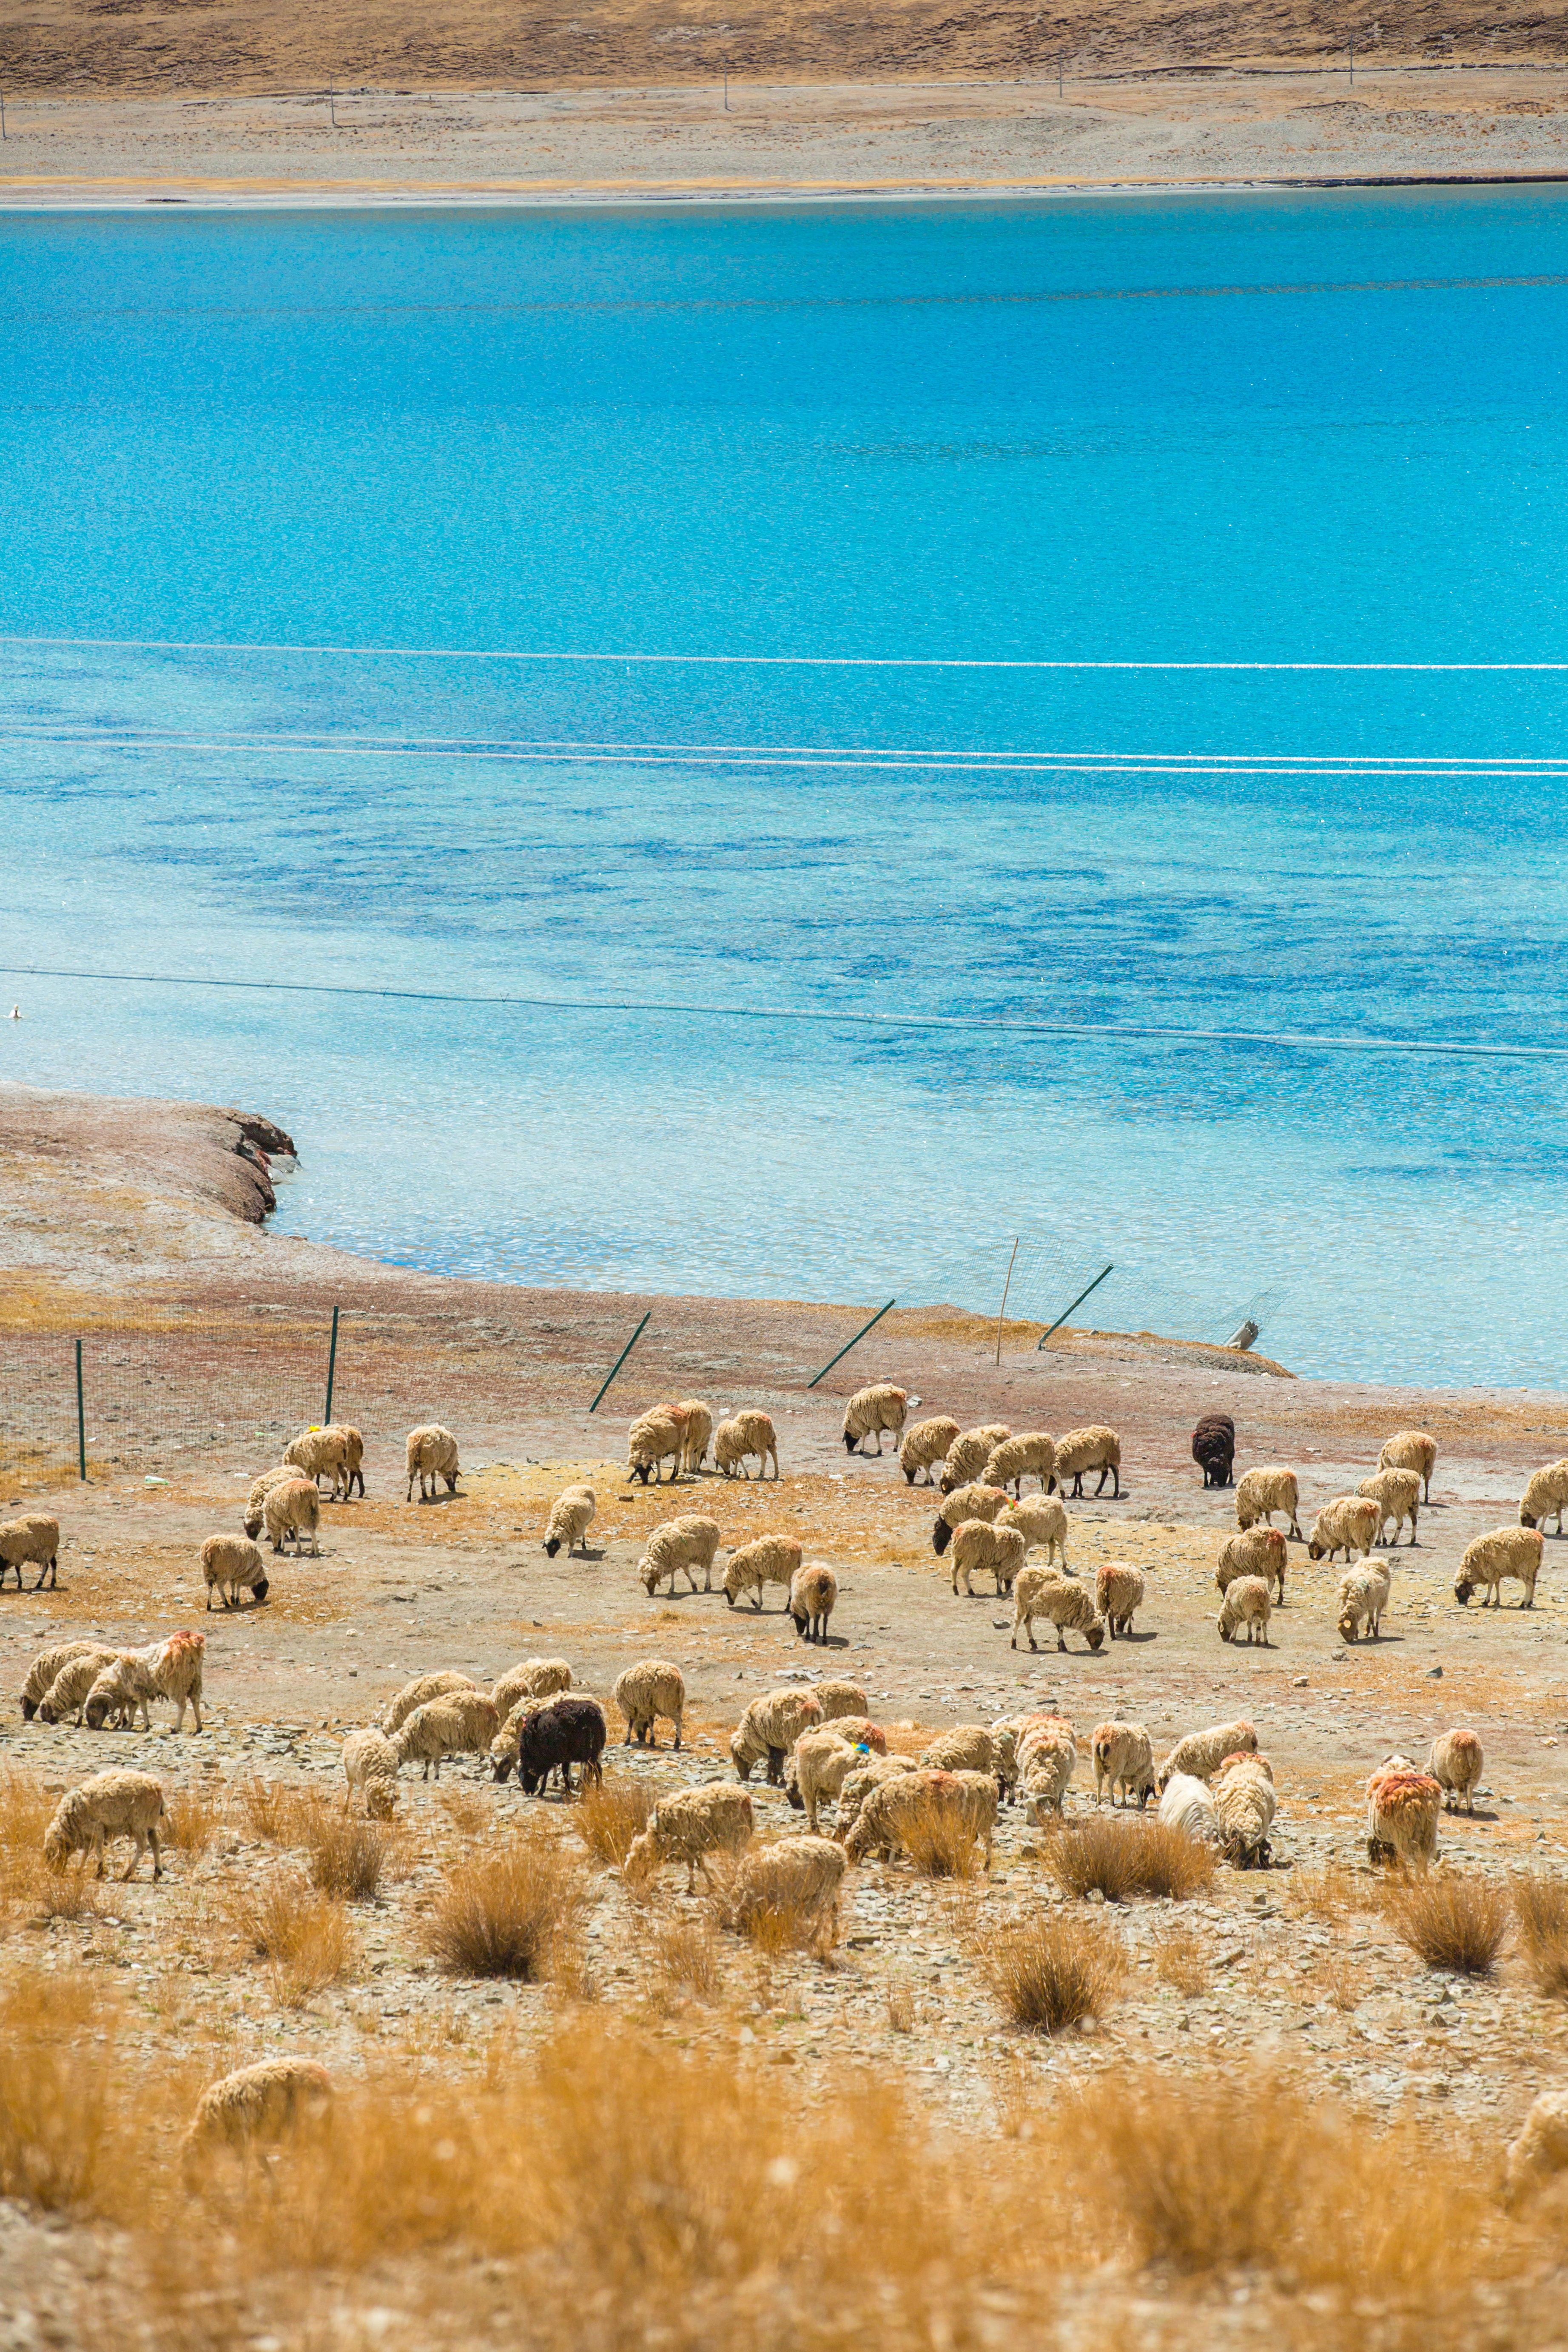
[92,1825,107,1878]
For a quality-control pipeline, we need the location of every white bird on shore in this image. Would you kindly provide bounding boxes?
[8,1007,18,1020]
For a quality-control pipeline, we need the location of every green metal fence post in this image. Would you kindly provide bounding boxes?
[1036,1263,1115,1350]
[75,1337,86,1480]
[591,1312,650,1413]
[807,1299,897,1389]
[324,1304,340,1425]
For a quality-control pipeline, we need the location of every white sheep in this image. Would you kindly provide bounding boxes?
[1520,1460,1568,1536]
[996,1495,1069,1568]
[1503,2089,1568,2210]
[729,1687,824,1783]
[723,1535,801,1610]
[263,1478,320,1558]
[20,1641,100,1721]
[1010,1567,1105,1653]
[1379,1429,1438,1504]
[1216,1527,1287,1604]
[673,1397,714,1475]
[201,1533,271,1610]
[788,1561,838,1641]
[535,1483,594,1559]
[807,1715,883,1754]
[1095,1561,1145,1638]
[813,1679,869,1723]
[491,1658,573,1718]
[406,1424,460,1502]
[1157,1720,1257,1792]
[1356,1467,1421,1548]
[950,1518,1026,1598]
[920,1723,1016,1799]
[1336,1560,1390,1644]
[720,1834,848,1952]
[931,1481,1008,1558]
[834,1753,919,1835]
[394,1693,498,1780]
[183,2059,334,2172]
[37,1647,120,1725]
[1455,1525,1543,1610]
[900,1416,960,1486]
[613,1658,685,1749]
[627,1408,685,1486]
[1016,1716,1077,1821]
[44,1769,166,1879]
[624,1783,754,1891]
[341,1727,400,1814]
[844,1767,998,1871]
[282,1426,353,1500]
[713,1410,779,1480]
[1428,1727,1484,1812]
[83,1650,160,1732]
[243,1463,305,1538]
[1212,1755,1276,1866]
[1092,1721,1155,1808]
[982,1431,1057,1499]
[1218,1575,1272,1646]
[638,1513,723,1597]
[382,1669,477,1735]
[787,1728,871,1830]
[1235,1466,1303,1542]
[940,1425,1013,1493]
[1054,1425,1121,1500]
[0,1512,60,1593]
[1307,1496,1380,1565]
[842,1383,908,1456]
[1365,1755,1441,1866]
[1158,1772,1219,1843]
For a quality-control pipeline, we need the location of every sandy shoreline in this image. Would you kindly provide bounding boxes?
[6,74,1568,206]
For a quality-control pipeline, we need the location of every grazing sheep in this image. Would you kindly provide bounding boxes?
[1503,2089,1568,2210]
[1095,1561,1145,1638]
[1092,1721,1156,1809]
[950,1519,1026,1599]
[1054,1425,1122,1501]
[1157,1720,1257,1793]
[940,1425,1013,1494]
[1428,1727,1484,1813]
[1212,1755,1276,1867]
[1010,1567,1105,1653]
[1218,1575,1272,1647]
[900,1416,960,1486]
[406,1424,461,1503]
[512,1695,608,1797]
[1235,1465,1303,1541]
[262,1477,320,1558]
[787,1728,874,1830]
[339,1427,365,1499]
[1379,1429,1438,1504]
[931,1482,1008,1558]
[183,2059,334,2171]
[997,1495,1069,1569]
[982,1431,1057,1499]
[0,1513,60,1593]
[723,1535,802,1611]
[1216,1526,1287,1605]
[1519,1460,1568,1536]
[21,1640,101,1721]
[1158,1772,1220,1843]
[638,1514,723,1597]
[393,1696,493,1780]
[489,1689,587,1781]
[803,1715,883,1755]
[491,1658,573,1719]
[543,1484,596,1559]
[37,1647,120,1726]
[624,1783,754,1891]
[919,1723,1013,1801]
[43,1769,166,1879]
[842,1383,908,1456]
[1455,1525,1543,1610]
[1016,1718,1077,1822]
[613,1658,685,1749]
[341,1727,400,1814]
[673,1398,714,1476]
[443,1689,502,1749]
[382,1669,477,1736]
[844,1767,998,1871]
[713,1410,779,1481]
[835,1753,919,1835]
[1307,1496,1380,1565]
[1192,1413,1236,1489]
[1356,1467,1421,1548]
[1336,1560,1391,1644]
[722,1834,848,1952]
[788,1561,838,1642]
[201,1534,270,1611]
[729,1688,823,1784]
[812,1680,869,1724]
[282,1426,354,1500]
[83,1650,160,1732]
[627,1408,685,1487]
[154,1630,206,1733]
[244,1463,305,1539]
[1365,1755,1441,1867]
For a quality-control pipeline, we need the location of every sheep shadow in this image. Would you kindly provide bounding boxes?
[791,1632,850,1652]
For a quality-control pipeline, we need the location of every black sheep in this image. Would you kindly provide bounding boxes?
[507,1695,607,1797]
[1192,1413,1236,1489]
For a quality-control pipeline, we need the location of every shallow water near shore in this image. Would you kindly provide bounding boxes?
[2,188,1568,1384]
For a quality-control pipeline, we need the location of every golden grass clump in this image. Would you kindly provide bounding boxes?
[165,1783,220,1856]
[901,1789,985,1880]
[424,1823,585,1981]
[298,1799,389,1902]
[1046,1814,1213,1902]
[648,1916,722,2008]
[239,1871,359,2007]
[1387,1872,1511,1977]
[0,1973,113,2210]
[1152,1923,1209,1996]
[885,1971,916,2032]
[1513,1873,1568,1995]
[240,1779,310,1844]
[977,1909,1125,2034]
[575,1775,658,1871]
[1287,1860,1383,1923]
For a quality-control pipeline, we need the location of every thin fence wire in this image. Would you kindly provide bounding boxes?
[1002,1235,1286,1354]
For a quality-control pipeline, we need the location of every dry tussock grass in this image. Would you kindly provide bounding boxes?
[424,1822,584,1980]
[884,1971,916,2032]
[239,1779,310,1844]
[976,1909,1125,2033]
[1387,1873,1510,1977]
[576,1775,658,1871]
[648,1916,722,2008]
[708,1845,841,1957]
[239,1871,359,2006]
[901,1790,985,1879]
[0,1972,116,2209]
[1513,1873,1568,1995]
[1046,1814,1213,1902]
[435,1787,490,1840]
[1151,1923,1209,1995]
[293,1796,390,1902]
[1286,1859,1385,1923]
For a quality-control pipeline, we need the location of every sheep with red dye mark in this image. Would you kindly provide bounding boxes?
[1366,1755,1442,1867]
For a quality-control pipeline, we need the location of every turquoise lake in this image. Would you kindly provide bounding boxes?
[2,189,1567,1383]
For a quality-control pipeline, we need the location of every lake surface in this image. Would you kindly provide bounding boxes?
[2,190,1567,1385]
